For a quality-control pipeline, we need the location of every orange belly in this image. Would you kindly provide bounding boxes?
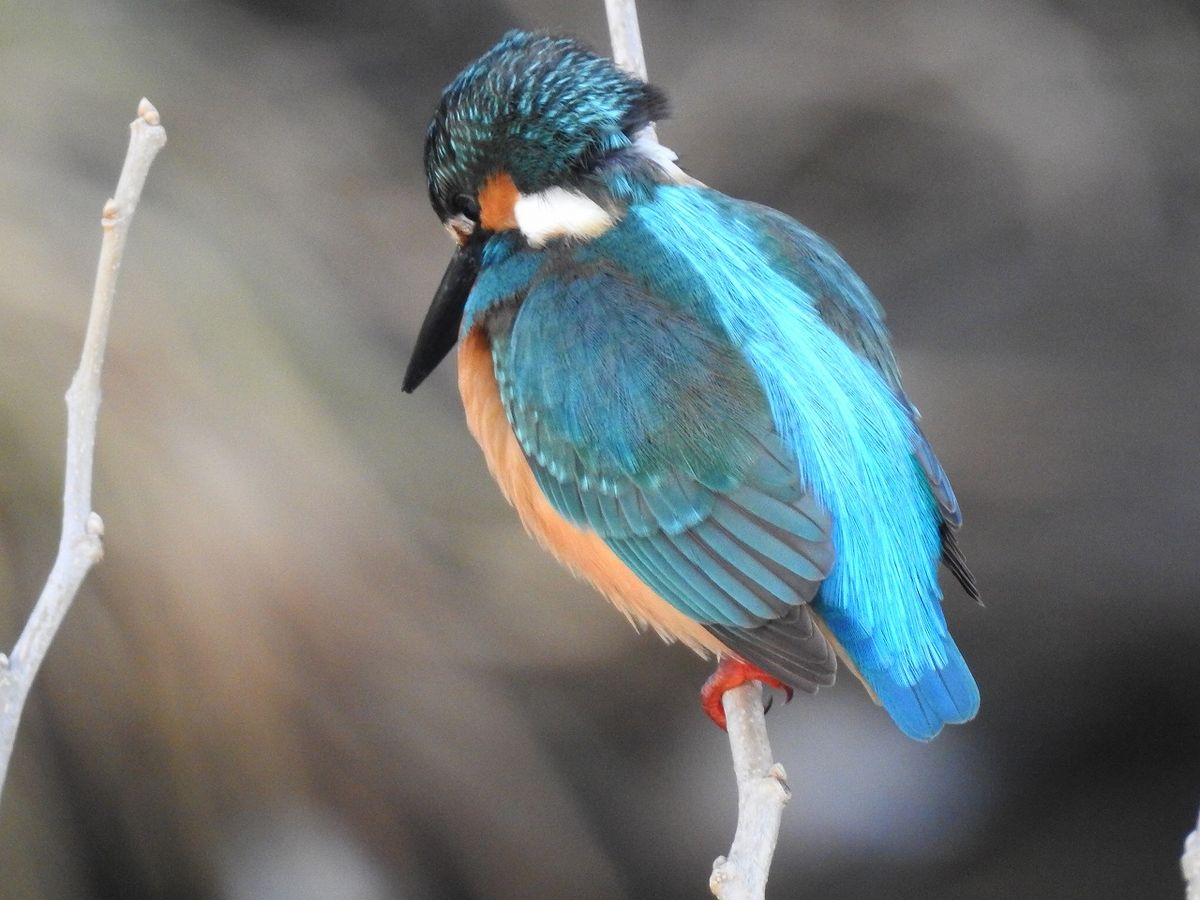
[457,325,731,657]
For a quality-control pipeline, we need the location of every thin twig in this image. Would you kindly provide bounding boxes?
[605,0,657,144]
[605,0,649,80]
[601,3,788,897]
[0,99,166,806]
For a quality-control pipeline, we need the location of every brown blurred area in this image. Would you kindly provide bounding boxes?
[0,0,1198,897]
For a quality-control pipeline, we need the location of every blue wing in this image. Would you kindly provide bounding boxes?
[749,202,975,588]
[485,263,838,691]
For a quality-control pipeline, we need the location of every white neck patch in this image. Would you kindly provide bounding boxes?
[514,187,615,248]
[512,135,695,247]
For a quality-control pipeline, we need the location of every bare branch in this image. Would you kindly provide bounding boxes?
[709,683,790,899]
[605,0,649,80]
[0,99,166,806]
[1185,808,1200,900]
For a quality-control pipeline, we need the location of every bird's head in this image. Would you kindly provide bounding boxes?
[424,30,666,240]
[403,30,668,392]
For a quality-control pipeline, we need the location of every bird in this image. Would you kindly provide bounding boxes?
[403,30,979,741]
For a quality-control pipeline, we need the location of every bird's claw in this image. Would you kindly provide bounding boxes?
[701,657,796,730]
[763,683,794,716]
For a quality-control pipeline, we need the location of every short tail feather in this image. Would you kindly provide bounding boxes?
[707,608,978,741]
[864,636,979,741]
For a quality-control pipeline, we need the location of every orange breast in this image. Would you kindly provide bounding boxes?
[457,325,731,658]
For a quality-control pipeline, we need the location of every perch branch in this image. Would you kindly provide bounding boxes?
[709,683,791,899]
[0,99,166,806]
[602,2,788,896]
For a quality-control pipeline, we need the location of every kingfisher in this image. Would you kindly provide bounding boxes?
[404,30,979,740]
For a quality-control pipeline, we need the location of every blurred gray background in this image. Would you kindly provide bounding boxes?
[1,0,1198,897]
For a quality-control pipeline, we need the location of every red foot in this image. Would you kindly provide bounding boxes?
[700,657,794,730]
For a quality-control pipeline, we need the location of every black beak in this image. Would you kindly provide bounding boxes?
[402,230,486,393]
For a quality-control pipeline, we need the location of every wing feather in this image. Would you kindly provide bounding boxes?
[752,202,977,598]
[490,265,837,684]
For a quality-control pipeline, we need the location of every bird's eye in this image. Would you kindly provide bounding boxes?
[454,193,480,222]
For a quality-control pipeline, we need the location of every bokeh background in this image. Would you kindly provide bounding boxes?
[1,0,1198,897]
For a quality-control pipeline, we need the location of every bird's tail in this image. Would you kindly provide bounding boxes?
[868,638,979,741]
[819,610,979,741]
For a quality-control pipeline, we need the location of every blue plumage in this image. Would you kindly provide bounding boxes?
[413,31,979,741]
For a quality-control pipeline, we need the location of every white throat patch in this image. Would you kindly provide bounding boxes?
[514,187,615,248]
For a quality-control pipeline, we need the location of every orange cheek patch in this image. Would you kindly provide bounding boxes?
[479,171,519,231]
